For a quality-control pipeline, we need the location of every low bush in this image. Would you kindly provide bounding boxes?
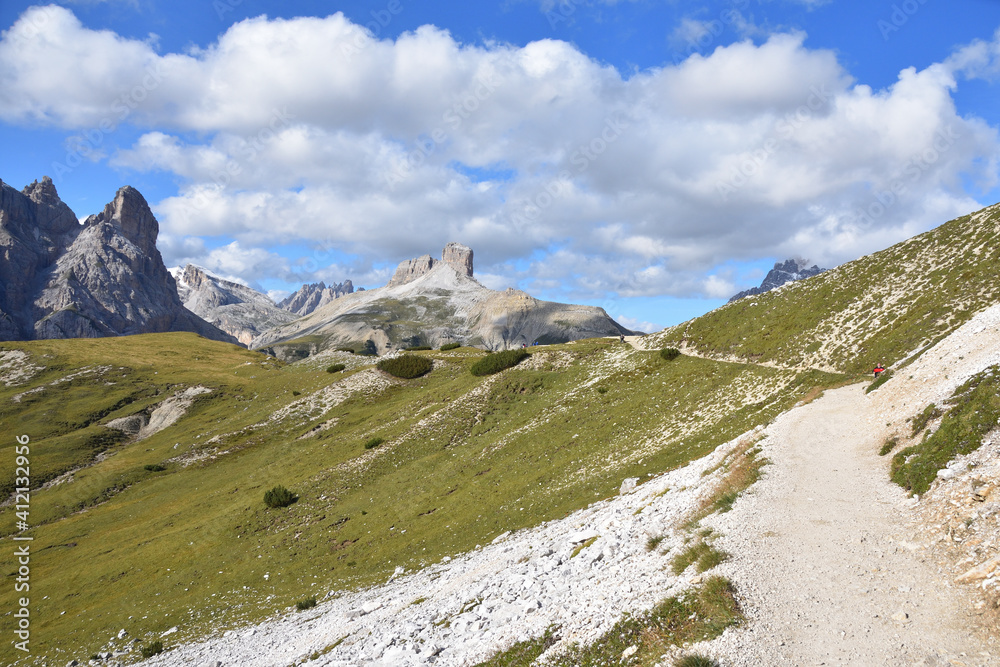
[296,596,317,611]
[326,364,346,373]
[358,340,378,356]
[910,402,943,437]
[470,349,529,376]
[143,464,166,472]
[404,345,432,351]
[440,342,461,351]
[377,354,433,379]
[891,365,1000,495]
[363,436,384,450]
[263,485,298,509]
[675,656,721,667]
[879,437,897,456]
[660,348,681,361]
[141,641,164,658]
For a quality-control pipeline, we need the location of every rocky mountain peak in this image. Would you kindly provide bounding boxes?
[84,185,159,253]
[729,258,826,303]
[18,175,78,236]
[278,279,355,317]
[442,242,474,277]
[388,243,475,288]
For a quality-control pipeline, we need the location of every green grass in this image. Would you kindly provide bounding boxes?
[675,656,721,667]
[891,365,1000,495]
[879,437,897,456]
[0,334,841,665]
[910,402,943,437]
[545,577,740,666]
[670,541,728,575]
[645,203,1000,374]
[865,369,893,394]
[472,627,560,666]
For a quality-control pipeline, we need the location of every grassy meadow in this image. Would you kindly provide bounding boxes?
[0,333,847,664]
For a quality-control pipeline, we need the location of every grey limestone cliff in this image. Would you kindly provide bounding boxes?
[278,279,355,317]
[173,265,297,346]
[0,176,236,344]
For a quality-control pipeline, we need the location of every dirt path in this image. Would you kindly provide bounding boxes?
[702,383,994,666]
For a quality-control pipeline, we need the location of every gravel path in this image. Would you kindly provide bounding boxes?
[703,383,994,666]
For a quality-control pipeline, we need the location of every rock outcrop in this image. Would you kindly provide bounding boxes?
[0,176,236,344]
[728,258,826,303]
[253,243,634,355]
[172,265,297,346]
[278,280,355,317]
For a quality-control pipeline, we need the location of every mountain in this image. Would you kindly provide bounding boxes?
[251,242,634,355]
[0,177,236,344]
[6,202,1000,664]
[277,279,356,316]
[645,201,1000,374]
[728,258,826,302]
[171,264,297,346]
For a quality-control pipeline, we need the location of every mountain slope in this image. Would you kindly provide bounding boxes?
[172,264,297,345]
[643,202,1000,374]
[0,177,236,344]
[253,244,633,354]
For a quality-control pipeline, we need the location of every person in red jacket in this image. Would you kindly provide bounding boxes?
[873,363,885,378]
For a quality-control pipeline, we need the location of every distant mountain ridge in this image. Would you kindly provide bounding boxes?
[278,280,356,317]
[0,176,235,344]
[728,259,826,303]
[171,264,296,346]
[252,242,634,355]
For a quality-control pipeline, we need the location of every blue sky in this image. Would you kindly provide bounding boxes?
[2,0,999,332]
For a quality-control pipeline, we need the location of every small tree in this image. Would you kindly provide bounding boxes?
[264,485,298,508]
[660,348,681,361]
[326,364,346,373]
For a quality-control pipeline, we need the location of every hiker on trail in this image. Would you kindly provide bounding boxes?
[873,363,885,378]
[619,333,625,343]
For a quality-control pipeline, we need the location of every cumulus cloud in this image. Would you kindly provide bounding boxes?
[1,6,998,302]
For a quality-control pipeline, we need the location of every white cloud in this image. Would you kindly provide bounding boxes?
[2,7,999,300]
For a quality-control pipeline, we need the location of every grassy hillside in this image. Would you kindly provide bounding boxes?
[644,202,1000,374]
[0,334,843,665]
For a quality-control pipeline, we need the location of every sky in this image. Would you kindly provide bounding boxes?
[1,1,999,332]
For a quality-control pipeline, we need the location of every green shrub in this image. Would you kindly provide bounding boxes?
[891,365,1000,495]
[296,596,317,611]
[596,386,608,394]
[911,402,943,437]
[141,640,164,658]
[440,342,461,351]
[660,348,681,361]
[645,534,665,552]
[143,464,166,472]
[675,655,720,667]
[377,354,433,379]
[470,349,530,376]
[326,364,346,373]
[335,347,355,354]
[263,485,298,509]
[291,390,301,396]
[879,437,897,456]
[404,345,432,351]
[363,437,385,450]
